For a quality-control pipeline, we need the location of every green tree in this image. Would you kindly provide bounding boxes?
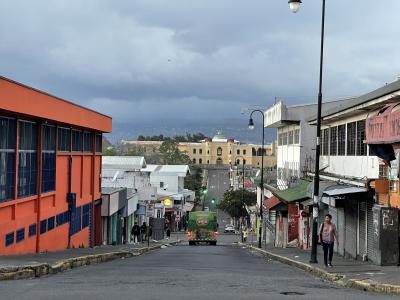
[158,140,191,165]
[185,167,203,204]
[217,189,256,219]
[103,148,117,156]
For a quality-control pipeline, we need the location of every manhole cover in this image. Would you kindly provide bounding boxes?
[280,292,306,296]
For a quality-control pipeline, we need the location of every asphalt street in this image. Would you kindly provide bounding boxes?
[205,168,231,227]
[1,234,397,300]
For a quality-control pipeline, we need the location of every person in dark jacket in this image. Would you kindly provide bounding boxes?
[141,222,148,242]
[131,222,140,244]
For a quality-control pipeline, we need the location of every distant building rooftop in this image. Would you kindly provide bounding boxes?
[102,156,147,170]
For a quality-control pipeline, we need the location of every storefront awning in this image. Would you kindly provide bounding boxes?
[274,179,311,203]
[263,196,281,210]
[323,186,367,196]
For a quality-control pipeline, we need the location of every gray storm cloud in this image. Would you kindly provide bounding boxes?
[0,0,399,128]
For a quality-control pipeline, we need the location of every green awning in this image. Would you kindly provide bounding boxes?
[274,179,311,203]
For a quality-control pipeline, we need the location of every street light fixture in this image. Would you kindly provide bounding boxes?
[288,0,302,13]
[248,110,265,249]
[248,118,255,130]
[289,0,326,264]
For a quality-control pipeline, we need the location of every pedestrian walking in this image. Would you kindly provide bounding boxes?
[141,222,148,242]
[166,227,171,240]
[319,214,338,268]
[131,222,140,244]
[243,227,248,242]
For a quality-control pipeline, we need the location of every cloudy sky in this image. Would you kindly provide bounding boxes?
[1,0,399,142]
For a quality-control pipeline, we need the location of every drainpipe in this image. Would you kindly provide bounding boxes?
[67,155,73,248]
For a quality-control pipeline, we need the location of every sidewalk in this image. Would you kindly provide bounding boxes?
[242,240,400,295]
[0,239,180,280]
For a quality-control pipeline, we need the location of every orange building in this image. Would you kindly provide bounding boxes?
[0,76,112,255]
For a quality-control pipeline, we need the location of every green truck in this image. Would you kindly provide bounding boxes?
[187,211,219,245]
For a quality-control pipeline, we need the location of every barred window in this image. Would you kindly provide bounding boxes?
[330,127,337,156]
[356,120,367,156]
[294,129,300,144]
[42,125,56,193]
[0,116,16,202]
[379,164,389,179]
[58,127,71,152]
[322,128,329,156]
[338,125,346,156]
[288,131,294,145]
[18,120,38,198]
[72,130,83,152]
[95,134,102,153]
[83,131,93,152]
[347,122,356,156]
[282,132,288,145]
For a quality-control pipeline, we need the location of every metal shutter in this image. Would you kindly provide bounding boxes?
[344,200,357,258]
[358,201,367,257]
[367,200,375,262]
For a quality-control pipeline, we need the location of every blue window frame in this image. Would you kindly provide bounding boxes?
[47,216,55,231]
[40,219,47,235]
[57,127,71,152]
[72,130,83,152]
[18,120,38,198]
[95,133,102,153]
[16,228,25,243]
[56,211,70,226]
[5,232,14,247]
[42,125,56,193]
[29,223,37,237]
[83,132,93,152]
[0,116,16,203]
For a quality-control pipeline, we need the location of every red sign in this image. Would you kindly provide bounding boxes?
[175,216,181,222]
[366,104,400,144]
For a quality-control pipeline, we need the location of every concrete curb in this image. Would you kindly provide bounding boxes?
[241,243,400,296]
[0,240,181,281]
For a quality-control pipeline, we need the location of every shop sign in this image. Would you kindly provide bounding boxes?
[366,104,400,144]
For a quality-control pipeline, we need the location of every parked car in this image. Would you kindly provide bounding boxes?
[224,225,235,233]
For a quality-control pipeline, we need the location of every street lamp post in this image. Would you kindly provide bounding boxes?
[234,156,246,242]
[288,0,326,264]
[248,110,265,249]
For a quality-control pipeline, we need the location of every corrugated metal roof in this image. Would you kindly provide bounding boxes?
[307,80,400,122]
[275,179,311,203]
[102,156,146,170]
[143,164,190,175]
[323,186,367,196]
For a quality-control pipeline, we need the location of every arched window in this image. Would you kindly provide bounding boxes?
[252,148,256,156]
[199,158,203,164]
[243,159,246,165]
[217,147,222,156]
[216,158,223,165]
[193,158,196,164]
[236,159,240,165]
[207,160,210,164]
